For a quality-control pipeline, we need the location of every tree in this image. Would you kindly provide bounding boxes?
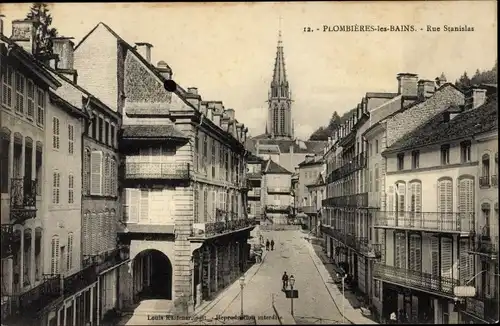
[26,2,58,58]
[309,126,330,141]
[327,112,341,131]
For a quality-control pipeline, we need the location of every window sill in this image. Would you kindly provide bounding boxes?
[84,194,119,200]
[479,185,491,189]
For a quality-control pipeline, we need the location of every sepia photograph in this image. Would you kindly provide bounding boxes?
[0,1,498,325]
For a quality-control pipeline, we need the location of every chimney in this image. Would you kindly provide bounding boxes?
[465,87,487,110]
[11,19,37,54]
[225,108,235,120]
[214,101,224,115]
[52,37,75,70]
[135,42,153,63]
[221,116,230,132]
[213,112,221,127]
[185,87,201,110]
[200,101,208,116]
[236,123,243,140]
[157,61,173,80]
[417,80,435,100]
[0,15,5,35]
[397,73,419,97]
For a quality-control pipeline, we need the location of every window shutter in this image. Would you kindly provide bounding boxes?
[441,238,453,292]
[430,236,439,291]
[90,151,103,195]
[459,238,471,284]
[83,212,91,256]
[67,233,73,271]
[124,189,140,223]
[398,183,406,219]
[387,186,394,221]
[91,212,98,254]
[140,189,149,223]
[409,235,416,271]
[83,150,91,195]
[51,236,60,274]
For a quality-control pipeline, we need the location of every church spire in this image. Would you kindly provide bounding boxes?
[272,23,287,86]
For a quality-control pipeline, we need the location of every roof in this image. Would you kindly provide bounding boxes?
[246,138,327,154]
[247,152,264,163]
[298,155,324,167]
[121,124,188,140]
[307,171,326,187]
[384,94,498,154]
[263,159,292,175]
[49,91,88,119]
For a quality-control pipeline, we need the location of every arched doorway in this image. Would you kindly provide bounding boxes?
[134,249,173,300]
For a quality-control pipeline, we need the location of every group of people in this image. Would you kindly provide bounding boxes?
[259,235,275,251]
[281,271,294,291]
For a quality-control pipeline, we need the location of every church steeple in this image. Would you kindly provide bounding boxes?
[267,19,293,140]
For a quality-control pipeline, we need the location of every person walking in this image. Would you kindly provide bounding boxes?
[265,239,270,251]
[389,311,397,324]
[270,239,275,251]
[281,271,289,291]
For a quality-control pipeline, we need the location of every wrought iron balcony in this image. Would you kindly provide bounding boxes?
[319,225,345,241]
[302,205,319,215]
[327,152,367,183]
[469,232,499,260]
[356,237,383,258]
[10,178,37,224]
[479,176,490,188]
[124,162,190,180]
[83,245,131,274]
[322,193,368,208]
[465,292,499,323]
[248,188,261,197]
[492,175,498,187]
[63,264,98,298]
[265,205,292,213]
[373,263,460,298]
[267,187,291,194]
[373,211,473,233]
[1,224,14,258]
[2,274,61,322]
[191,216,257,238]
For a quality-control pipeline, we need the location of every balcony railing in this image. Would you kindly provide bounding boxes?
[267,187,291,194]
[302,205,319,215]
[124,162,190,180]
[63,264,98,298]
[374,211,473,233]
[373,263,460,298]
[492,175,498,187]
[469,233,499,260]
[479,176,490,188]
[322,193,368,208]
[1,224,13,258]
[265,205,292,213]
[319,225,344,241]
[356,237,383,258]
[465,293,499,323]
[192,217,257,238]
[10,178,37,224]
[82,246,131,273]
[327,152,367,183]
[248,188,261,197]
[2,274,61,321]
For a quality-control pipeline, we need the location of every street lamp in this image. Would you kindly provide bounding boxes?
[239,276,245,318]
[337,272,348,324]
[289,275,295,316]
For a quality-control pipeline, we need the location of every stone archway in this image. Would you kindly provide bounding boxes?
[134,249,173,300]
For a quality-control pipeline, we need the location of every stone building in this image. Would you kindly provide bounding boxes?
[72,22,254,314]
[246,153,264,220]
[261,159,293,224]
[379,87,497,324]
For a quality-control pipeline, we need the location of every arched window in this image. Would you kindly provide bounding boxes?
[273,105,279,135]
[83,149,91,195]
[481,202,491,236]
[50,235,60,274]
[67,233,74,271]
[437,177,453,229]
[280,106,286,135]
[481,154,491,187]
[409,180,422,227]
[395,181,406,221]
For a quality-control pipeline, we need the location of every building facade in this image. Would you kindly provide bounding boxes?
[261,159,293,224]
[73,22,254,314]
[298,154,324,232]
[246,153,264,221]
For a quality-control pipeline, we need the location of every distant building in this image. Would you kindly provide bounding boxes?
[261,159,293,224]
[246,153,264,220]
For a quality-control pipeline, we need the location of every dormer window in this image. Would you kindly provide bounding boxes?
[460,141,472,163]
[397,153,405,171]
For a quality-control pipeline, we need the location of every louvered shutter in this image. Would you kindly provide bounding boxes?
[98,212,104,253]
[459,238,471,284]
[441,238,453,292]
[212,190,217,219]
[397,183,406,221]
[90,151,103,195]
[409,235,416,271]
[140,189,149,223]
[438,179,453,230]
[459,178,475,232]
[387,186,395,224]
[91,212,97,254]
[51,236,60,274]
[67,233,73,270]
[430,237,439,291]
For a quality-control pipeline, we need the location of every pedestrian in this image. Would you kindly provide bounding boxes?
[266,239,270,251]
[389,311,397,324]
[281,271,289,291]
[270,239,275,251]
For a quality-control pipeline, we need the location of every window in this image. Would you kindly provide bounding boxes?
[369,170,373,192]
[90,151,103,196]
[83,149,91,195]
[27,80,35,119]
[460,141,471,163]
[68,124,74,154]
[52,172,60,204]
[369,143,372,157]
[110,124,115,148]
[2,63,13,108]
[36,89,45,126]
[98,117,103,142]
[411,151,420,169]
[111,158,117,197]
[395,182,406,218]
[202,134,208,172]
[438,178,453,221]
[375,140,379,154]
[458,177,474,231]
[67,233,73,271]
[15,72,25,114]
[52,117,60,149]
[481,204,491,236]
[211,138,216,178]
[482,154,490,178]
[374,165,380,191]
[104,155,110,196]
[50,236,60,274]
[91,115,97,139]
[397,153,405,171]
[68,174,74,204]
[441,145,450,165]
[104,121,109,145]
[194,186,199,223]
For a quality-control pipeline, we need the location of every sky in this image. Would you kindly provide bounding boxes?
[0,2,497,139]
